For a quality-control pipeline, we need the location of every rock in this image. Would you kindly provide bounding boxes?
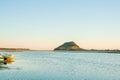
[54,41,84,51]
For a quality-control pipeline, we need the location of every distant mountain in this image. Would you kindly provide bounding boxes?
[54,41,84,51]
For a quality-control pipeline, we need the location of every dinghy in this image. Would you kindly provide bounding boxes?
[0,52,14,64]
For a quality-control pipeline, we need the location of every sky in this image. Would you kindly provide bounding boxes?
[0,0,120,50]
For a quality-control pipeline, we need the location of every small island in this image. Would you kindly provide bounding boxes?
[54,41,120,53]
[54,41,84,51]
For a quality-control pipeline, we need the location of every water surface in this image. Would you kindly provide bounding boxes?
[0,51,120,80]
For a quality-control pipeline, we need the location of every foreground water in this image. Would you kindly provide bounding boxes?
[0,51,120,80]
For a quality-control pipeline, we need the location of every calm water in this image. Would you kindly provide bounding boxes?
[0,51,120,80]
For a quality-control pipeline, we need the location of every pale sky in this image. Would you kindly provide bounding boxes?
[0,0,120,50]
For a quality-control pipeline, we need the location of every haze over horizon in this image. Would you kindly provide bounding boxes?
[0,0,120,50]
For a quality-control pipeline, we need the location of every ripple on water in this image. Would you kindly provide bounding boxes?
[0,52,120,80]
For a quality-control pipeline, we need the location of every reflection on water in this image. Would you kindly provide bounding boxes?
[0,51,120,80]
[0,65,21,71]
[0,65,10,70]
[0,62,20,70]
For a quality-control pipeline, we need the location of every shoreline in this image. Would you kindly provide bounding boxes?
[0,50,120,54]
